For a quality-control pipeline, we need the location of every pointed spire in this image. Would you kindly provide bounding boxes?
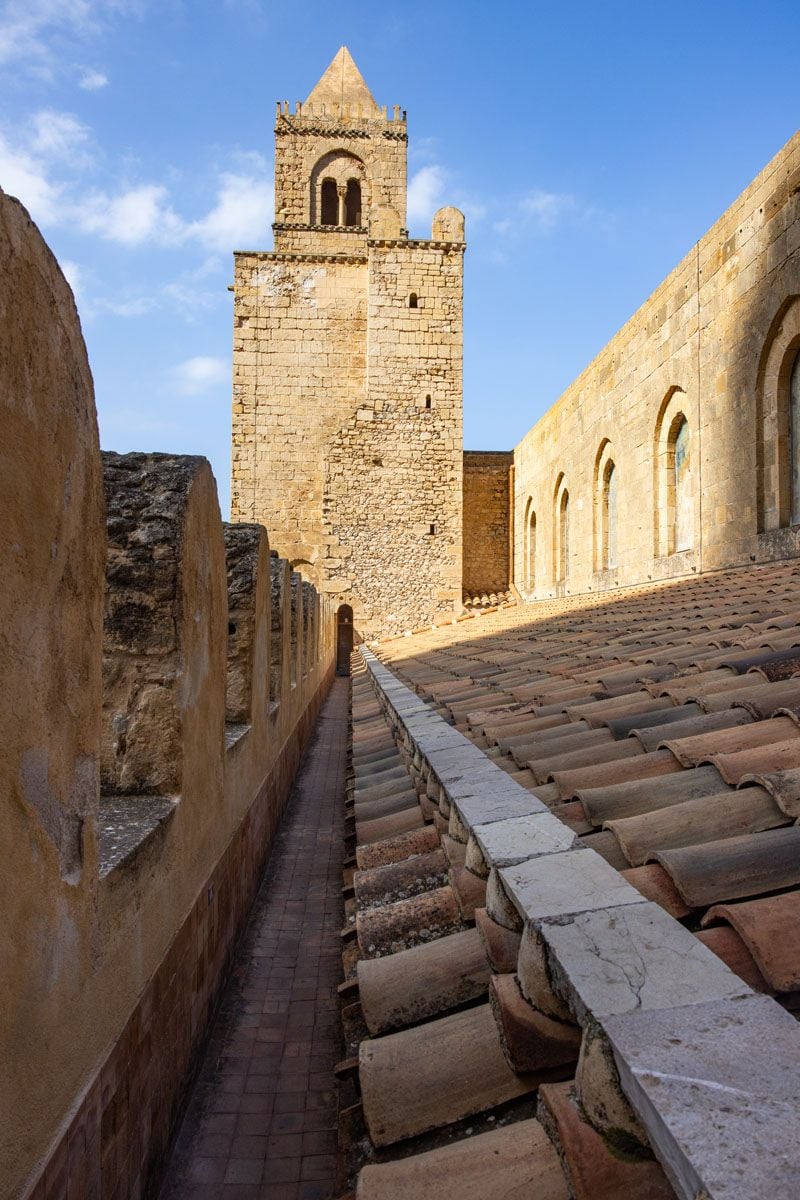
[305,46,379,116]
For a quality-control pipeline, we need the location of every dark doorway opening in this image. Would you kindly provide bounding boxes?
[336,604,354,675]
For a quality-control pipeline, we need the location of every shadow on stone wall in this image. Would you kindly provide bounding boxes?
[0,192,337,1200]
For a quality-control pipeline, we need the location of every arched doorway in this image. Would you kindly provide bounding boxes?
[336,604,353,675]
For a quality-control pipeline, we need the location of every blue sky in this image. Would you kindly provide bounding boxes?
[2,0,798,516]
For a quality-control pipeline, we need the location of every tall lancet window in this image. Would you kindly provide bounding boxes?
[672,416,692,552]
[791,352,800,524]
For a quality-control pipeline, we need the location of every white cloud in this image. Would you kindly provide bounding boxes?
[188,170,273,252]
[0,131,61,222]
[60,258,83,298]
[172,356,228,396]
[407,164,445,227]
[79,66,108,90]
[78,182,185,245]
[0,0,136,76]
[31,109,92,166]
[494,189,577,238]
[520,188,575,230]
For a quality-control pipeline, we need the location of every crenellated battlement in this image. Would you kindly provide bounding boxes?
[0,189,338,1200]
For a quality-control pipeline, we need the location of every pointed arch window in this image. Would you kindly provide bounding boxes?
[672,416,692,552]
[654,389,695,557]
[791,352,800,524]
[523,499,536,591]
[559,491,570,581]
[602,461,617,569]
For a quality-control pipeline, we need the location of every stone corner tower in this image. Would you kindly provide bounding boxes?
[231,47,465,640]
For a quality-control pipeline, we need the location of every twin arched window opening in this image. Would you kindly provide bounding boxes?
[320,177,362,227]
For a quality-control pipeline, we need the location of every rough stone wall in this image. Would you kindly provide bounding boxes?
[272,109,407,232]
[514,130,800,599]
[319,240,464,637]
[462,450,513,595]
[232,69,465,641]
[231,251,368,569]
[0,192,338,1200]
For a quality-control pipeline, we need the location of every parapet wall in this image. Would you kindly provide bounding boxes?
[0,192,336,1200]
[514,130,800,599]
[463,450,513,596]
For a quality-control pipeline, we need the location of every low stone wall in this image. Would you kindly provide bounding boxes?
[0,192,337,1200]
[462,450,512,595]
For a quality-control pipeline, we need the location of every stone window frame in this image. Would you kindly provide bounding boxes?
[309,148,368,226]
[553,472,570,584]
[593,438,618,573]
[653,386,697,558]
[756,295,800,532]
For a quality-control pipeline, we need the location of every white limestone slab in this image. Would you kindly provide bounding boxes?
[499,847,646,923]
[540,901,751,1025]
[602,995,800,1200]
[472,812,577,867]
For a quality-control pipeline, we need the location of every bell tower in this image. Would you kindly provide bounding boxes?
[273,46,407,254]
[231,49,465,639]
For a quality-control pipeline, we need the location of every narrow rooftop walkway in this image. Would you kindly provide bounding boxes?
[158,677,348,1200]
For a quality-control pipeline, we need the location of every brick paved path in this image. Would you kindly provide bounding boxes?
[159,678,348,1200]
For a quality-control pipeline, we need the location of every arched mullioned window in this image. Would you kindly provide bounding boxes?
[603,461,618,569]
[320,178,338,226]
[310,150,368,226]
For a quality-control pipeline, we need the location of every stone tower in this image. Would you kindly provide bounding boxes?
[231,47,465,640]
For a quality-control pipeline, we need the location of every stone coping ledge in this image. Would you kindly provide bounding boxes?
[358,646,800,1200]
[98,795,177,878]
[225,722,251,752]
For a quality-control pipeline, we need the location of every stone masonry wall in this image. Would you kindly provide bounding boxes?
[514,131,800,599]
[463,450,512,595]
[232,62,466,641]
[320,239,464,639]
[272,109,407,231]
[231,251,368,573]
[1,191,338,1200]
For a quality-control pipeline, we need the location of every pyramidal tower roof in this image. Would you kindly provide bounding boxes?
[305,46,379,116]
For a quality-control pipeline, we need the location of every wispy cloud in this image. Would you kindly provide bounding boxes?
[407,164,445,227]
[171,355,228,396]
[407,162,486,235]
[0,109,273,254]
[494,188,585,237]
[0,0,139,79]
[187,166,273,251]
[78,66,108,90]
[31,109,93,166]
